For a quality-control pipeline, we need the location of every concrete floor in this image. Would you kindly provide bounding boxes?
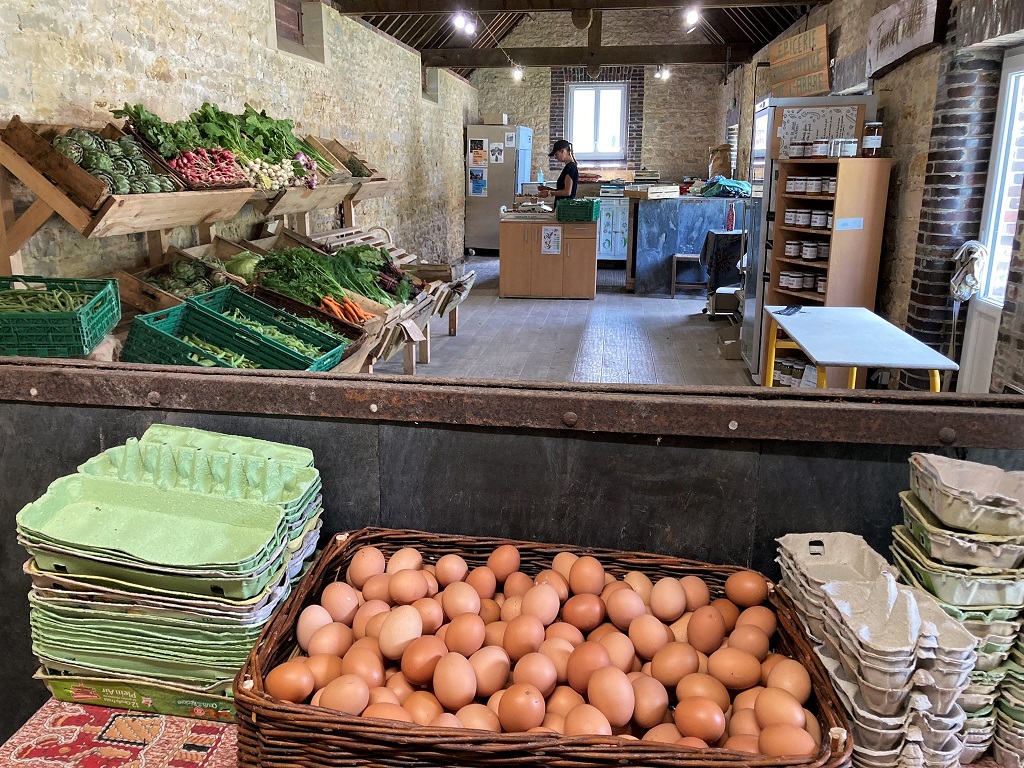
[376,256,753,386]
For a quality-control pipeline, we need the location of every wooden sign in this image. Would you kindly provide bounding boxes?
[866,0,946,78]
[770,25,830,98]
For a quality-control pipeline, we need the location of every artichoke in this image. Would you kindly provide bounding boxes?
[169,259,200,281]
[111,157,135,175]
[53,137,84,163]
[158,176,175,192]
[191,278,214,294]
[210,271,229,287]
[105,139,123,157]
[128,178,148,194]
[89,169,115,192]
[81,150,113,173]
[111,174,131,195]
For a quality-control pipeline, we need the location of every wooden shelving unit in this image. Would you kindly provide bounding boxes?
[763,157,893,387]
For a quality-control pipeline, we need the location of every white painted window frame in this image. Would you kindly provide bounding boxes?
[567,82,628,162]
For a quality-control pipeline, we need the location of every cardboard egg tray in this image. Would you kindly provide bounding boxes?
[901,492,1024,570]
[909,453,1024,537]
[140,423,315,466]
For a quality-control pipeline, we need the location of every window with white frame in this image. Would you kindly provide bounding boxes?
[567,83,627,162]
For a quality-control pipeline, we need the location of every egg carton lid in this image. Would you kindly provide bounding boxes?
[964,617,1024,640]
[140,423,315,467]
[957,740,993,766]
[910,453,1024,536]
[892,538,1024,610]
[993,737,1024,768]
[776,532,896,585]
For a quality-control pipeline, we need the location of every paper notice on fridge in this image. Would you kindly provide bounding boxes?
[505,131,516,147]
[469,138,489,167]
[469,168,488,197]
[490,143,505,164]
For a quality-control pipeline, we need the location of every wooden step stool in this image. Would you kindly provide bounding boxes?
[671,253,704,297]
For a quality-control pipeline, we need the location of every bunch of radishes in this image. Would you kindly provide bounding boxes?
[293,152,317,189]
[167,148,247,188]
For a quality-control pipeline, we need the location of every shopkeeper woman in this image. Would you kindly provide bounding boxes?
[539,139,578,200]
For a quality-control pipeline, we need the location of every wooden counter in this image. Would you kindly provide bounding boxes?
[499,216,598,299]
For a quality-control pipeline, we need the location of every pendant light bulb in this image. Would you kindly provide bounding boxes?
[464,20,477,35]
[685,8,700,27]
[512,65,524,81]
[661,67,670,80]
[453,13,466,29]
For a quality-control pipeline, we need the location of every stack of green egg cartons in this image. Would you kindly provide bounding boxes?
[890,453,1024,764]
[16,425,323,721]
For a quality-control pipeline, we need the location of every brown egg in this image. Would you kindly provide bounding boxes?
[611,594,654,642]
[729,706,761,737]
[363,702,414,723]
[629,614,671,660]
[598,631,636,673]
[643,722,683,743]
[503,615,546,661]
[389,569,429,605]
[566,641,612,692]
[539,638,575,682]
[551,552,579,581]
[435,624,449,644]
[348,546,386,588]
[367,686,400,706]
[445,613,486,656]
[724,571,770,608]
[707,647,762,690]
[736,606,777,638]
[676,672,730,711]
[403,690,443,726]
[401,635,447,686]
[562,594,606,632]
[434,554,469,586]
[412,597,445,635]
[758,724,817,757]
[542,712,566,733]
[568,556,606,596]
[766,660,812,705]
[547,685,586,717]
[349,636,383,660]
[493,593,506,607]
[341,648,385,688]
[587,666,635,727]
[804,710,822,746]
[733,685,764,710]
[600,581,631,602]
[500,595,524,622]
[546,622,585,646]
[297,605,334,651]
[504,571,534,598]
[379,605,423,660]
[466,567,497,599]
[623,572,654,603]
[433,652,477,710]
[711,598,741,633]
[487,545,520,584]
[320,582,360,625]
[729,625,770,661]
[441,581,482,620]
[535,569,570,602]
[497,682,546,732]
[364,611,390,639]
[650,642,700,687]
[479,598,502,624]
[386,547,422,574]
[421,569,439,598]
[696,651,709,674]
[362,573,393,605]
[457,703,501,732]
[677,737,709,749]
[650,577,688,622]
[430,713,464,728]
[760,653,786,685]
[670,613,692,643]
[679,576,711,610]
[674,696,726,742]
[384,670,415,703]
[724,734,762,754]
[754,687,806,728]
[353,600,390,639]
[307,622,355,657]
[587,621,616,640]
[564,704,612,736]
[522,584,561,626]
[470,645,511,697]
[514,652,558,696]
[484,620,508,648]
[266,660,316,703]
[318,674,369,714]
[305,654,345,690]
[687,606,726,655]
[631,673,669,728]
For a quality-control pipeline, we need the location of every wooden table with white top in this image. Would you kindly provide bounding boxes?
[763,306,958,392]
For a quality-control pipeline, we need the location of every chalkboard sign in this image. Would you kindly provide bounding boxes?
[770,25,831,98]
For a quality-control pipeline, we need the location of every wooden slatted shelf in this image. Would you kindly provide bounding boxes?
[779,225,833,236]
[781,194,835,202]
[776,256,829,270]
[772,287,826,303]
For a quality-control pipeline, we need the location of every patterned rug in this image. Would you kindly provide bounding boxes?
[0,699,236,768]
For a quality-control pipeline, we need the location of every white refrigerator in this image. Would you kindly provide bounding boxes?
[739,95,879,382]
[465,124,533,251]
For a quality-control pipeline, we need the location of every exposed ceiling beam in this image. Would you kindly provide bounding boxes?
[422,44,750,68]
[334,1,817,14]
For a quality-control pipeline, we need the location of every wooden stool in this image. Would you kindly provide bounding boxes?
[671,253,703,297]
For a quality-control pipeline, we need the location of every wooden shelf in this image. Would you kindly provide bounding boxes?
[86,188,254,238]
[251,182,356,216]
[781,157,841,164]
[776,256,829,270]
[781,194,835,202]
[773,287,825,303]
[779,225,833,237]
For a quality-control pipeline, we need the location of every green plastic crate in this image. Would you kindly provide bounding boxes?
[121,303,307,370]
[0,276,120,358]
[187,286,347,372]
[555,198,601,222]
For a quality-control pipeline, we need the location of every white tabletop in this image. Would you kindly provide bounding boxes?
[764,306,959,370]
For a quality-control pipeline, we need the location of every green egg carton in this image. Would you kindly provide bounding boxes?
[32,641,244,684]
[18,473,286,570]
[140,424,314,467]
[31,625,253,665]
[78,438,321,522]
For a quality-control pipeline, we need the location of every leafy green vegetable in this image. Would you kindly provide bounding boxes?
[256,248,351,306]
[112,103,204,159]
[224,252,262,283]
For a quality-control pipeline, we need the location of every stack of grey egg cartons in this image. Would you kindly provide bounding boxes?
[891,453,1024,767]
[776,533,976,768]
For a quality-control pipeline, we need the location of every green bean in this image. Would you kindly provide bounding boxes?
[182,335,260,369]
[222,308,325,358]
[0,289,92,313]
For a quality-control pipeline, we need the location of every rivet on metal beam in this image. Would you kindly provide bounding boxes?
[147,391,161,405]
[562,411,579,427]
[571,9,594,29]
[29,387,38,397]
[939,427,956,445]
[729,421,739,431]
[370,403,379,413]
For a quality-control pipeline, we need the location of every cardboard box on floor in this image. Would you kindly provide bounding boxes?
[718,324,742,360]
[707,287,740,317]
[481,112,509,125]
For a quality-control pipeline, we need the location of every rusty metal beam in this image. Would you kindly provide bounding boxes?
[422,43,750,67]
[333,1,819,13]
[0,359,1021,449]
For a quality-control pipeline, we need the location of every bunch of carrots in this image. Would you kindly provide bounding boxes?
[320,295,374,324]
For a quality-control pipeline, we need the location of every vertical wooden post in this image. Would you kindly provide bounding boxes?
[448,305,459,336]
[418,321,431,364]
[146,229,170,266]
[197,222,217,245]
[0,166,23,276]
[343,198,357,229]
[294,212,312,237]
[403,341,417,376]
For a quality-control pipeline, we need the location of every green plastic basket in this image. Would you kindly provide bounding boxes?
[121,303,308,370]
[187,286,347,372]
[555,198,601,222]
[0,276,120,358]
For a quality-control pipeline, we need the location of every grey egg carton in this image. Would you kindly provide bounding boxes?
[910,453,1024,537]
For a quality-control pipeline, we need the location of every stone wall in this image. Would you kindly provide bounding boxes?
[470,10,727,181]
[0,1,478,275]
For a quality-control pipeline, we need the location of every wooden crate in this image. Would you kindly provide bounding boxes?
[304,136,353,185]
[119,122,250,191]
[316,139,397,201]
[112,243,247,314]
[623,185,680,200]
[250,177,356,216]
